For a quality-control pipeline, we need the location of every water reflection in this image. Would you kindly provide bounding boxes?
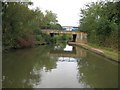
[77,51,118,88]
[32,45,88,88]
[50,44,86,58]
[64,45,73,51]
[2,46,57,88]
[2,44,118,88]
[58,57,77,62]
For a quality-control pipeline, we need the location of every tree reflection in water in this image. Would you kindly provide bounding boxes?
[2,46,57,88]
[77,49,118,88]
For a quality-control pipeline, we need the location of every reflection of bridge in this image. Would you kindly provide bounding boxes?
[50,46,87,58]
[41,29,87,43]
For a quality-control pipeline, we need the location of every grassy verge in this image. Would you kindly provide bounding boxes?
[88,43,117,52]
[68,42,119,62]
[88,43,118,60]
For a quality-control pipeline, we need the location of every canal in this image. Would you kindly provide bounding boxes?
[2,44,118,88]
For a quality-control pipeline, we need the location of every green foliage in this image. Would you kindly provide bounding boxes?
[44,10,58,25]
[79,1,119,50]
[2,2,62,49]
[2,2,35,48]
[48,23,63,30]
[52,34,71,44]
[40,10,62,30]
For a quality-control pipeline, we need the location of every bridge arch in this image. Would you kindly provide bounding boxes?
[72,34,77,42]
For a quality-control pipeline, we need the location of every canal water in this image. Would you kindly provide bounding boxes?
[2,44,118,88]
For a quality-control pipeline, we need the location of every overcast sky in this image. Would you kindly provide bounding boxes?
[29,0,99,26]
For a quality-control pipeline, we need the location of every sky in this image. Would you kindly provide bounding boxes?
[29,0,99,26]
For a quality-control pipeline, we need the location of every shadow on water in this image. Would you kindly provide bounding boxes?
[2,44,118,88]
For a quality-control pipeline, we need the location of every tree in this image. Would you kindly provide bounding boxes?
[79,1,119,49]
[2,2,62,49]
[2,2,36,48]
[42,10,58,29]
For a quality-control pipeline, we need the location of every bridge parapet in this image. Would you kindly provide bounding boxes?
[41,29,83,34]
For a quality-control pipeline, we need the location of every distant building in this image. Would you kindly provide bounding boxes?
[62,26,78,31]
[72,27,78,31]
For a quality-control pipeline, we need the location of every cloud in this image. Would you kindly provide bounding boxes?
[30,0,98,26]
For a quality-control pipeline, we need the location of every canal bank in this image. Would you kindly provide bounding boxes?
[68,42,119,63]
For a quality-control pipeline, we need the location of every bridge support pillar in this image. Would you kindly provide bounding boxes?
[76,33,87,43]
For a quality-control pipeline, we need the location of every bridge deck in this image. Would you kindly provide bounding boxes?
[41,29,85,34]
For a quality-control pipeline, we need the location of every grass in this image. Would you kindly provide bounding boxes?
[104,50,118,60]
[68,42,119,62]
[87,43,119,61]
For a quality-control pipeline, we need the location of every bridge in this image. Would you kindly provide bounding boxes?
[41,29,87,43]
